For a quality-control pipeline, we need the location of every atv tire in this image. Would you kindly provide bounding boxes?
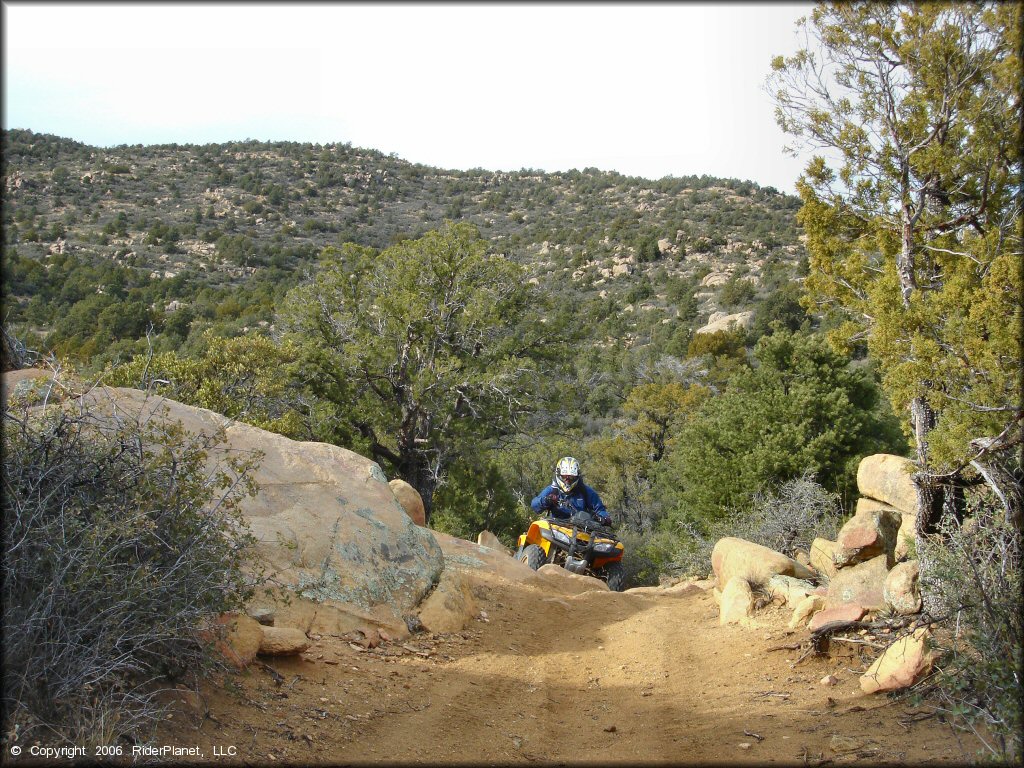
[604,561,626,592]
[519,544,545,571]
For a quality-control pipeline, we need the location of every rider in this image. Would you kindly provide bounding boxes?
[530,456,611,526]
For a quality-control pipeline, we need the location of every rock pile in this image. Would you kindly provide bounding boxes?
[711,453,935,694]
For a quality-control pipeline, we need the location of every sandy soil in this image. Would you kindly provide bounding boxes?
[159,574,975,765]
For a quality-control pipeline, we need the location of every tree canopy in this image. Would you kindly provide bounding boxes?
[767,2,1022,528]
[279,222,559,522]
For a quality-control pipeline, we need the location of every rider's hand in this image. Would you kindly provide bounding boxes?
[597,514,611,526]
[546,491,560,509]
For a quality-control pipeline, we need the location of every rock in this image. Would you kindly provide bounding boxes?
[476,530,510,556]
[537,564,610,593]
[198,613,263,669]
[766,575,816,607]
[808,603,866,632]
[820,674,839,686]
[719,576,755,625]
[824,554,889,612]
[2,368,58,404]
[72,387,445,639]
[258,626,311,656]
[835,503,902,568]
[248,608,275,626]
[789,594,825,629]
[860,627,940,693]
[711,537,815,590]
[657,238,674,255]
[894,511,918,562]
[809,538,839,580]
[417,568,478,633]
[794,550,811,570]
[884,560,922,615]
[431,530,542,585]
[857,454,918,514]
[390,479,426,526]
[695,311,754,335]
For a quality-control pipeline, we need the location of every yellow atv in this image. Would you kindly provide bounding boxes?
[514,508,626,591]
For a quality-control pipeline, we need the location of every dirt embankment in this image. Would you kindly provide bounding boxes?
[158,570,973,766]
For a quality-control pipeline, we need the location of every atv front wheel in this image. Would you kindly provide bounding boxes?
[604,561,626,592]
[518,544,545,571]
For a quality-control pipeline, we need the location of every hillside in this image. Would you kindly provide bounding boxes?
[2,129,805,363]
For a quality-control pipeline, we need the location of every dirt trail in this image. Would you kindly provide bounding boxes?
[160,575,972,765]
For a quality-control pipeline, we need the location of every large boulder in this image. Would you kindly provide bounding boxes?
[389,479,426,526]
[711,537,815,589]
[857,454,918,514]
[823,554,889,612]
[860,627,940,693]
[834,502,902,568]
[73,387,445,638]
[884,560,922,616]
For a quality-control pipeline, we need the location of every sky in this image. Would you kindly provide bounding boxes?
[3,2,816,193]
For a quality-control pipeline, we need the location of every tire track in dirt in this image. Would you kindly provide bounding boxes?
[160,576,974,764]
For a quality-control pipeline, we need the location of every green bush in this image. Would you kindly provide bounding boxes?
[920,492,1021,763]
[2,379,261,747]
[667,472,842,578]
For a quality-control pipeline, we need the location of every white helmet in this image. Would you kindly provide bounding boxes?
[554,456,581,494]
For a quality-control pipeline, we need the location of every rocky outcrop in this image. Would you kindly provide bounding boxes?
[711,537,815,589]
[538,564,610,593]
[71,387,445,638]
[695,310,754,336]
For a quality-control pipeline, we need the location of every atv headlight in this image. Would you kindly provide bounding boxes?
[549,528,571,546]
[593,542,617,553]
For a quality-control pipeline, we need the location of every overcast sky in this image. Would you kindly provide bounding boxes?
[3,2,815,193]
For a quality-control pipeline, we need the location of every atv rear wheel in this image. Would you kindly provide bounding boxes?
[604,561,626,592]
[518,544,545,571]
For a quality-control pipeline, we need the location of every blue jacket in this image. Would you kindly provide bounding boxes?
[531,481,609,522]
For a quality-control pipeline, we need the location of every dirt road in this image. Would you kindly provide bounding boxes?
[160,575,972,765]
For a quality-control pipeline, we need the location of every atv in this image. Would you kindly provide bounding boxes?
[514,506,627,591]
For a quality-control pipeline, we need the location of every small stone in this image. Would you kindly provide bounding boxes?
[820,674,839,686]
[604,725,617,733]
[738,743,751,749]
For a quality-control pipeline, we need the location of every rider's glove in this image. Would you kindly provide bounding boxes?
[546,491,560,509]
[597,513,611,526]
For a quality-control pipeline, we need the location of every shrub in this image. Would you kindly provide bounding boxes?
[919,492,1021,763]
[2,377,261,747]
[666,472,842,578]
